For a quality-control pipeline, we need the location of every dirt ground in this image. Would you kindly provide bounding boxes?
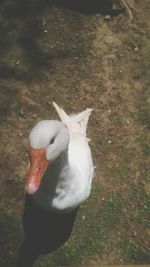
[0,0,150,266]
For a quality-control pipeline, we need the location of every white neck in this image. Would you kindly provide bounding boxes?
[31,148,71,212]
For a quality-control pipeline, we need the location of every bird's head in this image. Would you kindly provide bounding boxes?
[25,119,69,195]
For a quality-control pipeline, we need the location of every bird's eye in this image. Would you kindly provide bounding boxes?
[50,137,55,144]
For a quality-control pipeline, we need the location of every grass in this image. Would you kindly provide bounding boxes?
[136,134,150,156]
[121,234,150,263]
[0,1,150,266]
[36,188,121,266]
[136,36,150,129]
[0,208,23,267]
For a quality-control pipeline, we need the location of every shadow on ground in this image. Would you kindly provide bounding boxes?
[17,195,78,267]
[0,0,122,82]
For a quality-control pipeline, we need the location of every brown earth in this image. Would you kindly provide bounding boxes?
[0,0,150,266]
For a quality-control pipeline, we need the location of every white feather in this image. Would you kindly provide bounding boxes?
[30,102,94,213]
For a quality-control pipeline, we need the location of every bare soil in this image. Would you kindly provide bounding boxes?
[0,0,150,266]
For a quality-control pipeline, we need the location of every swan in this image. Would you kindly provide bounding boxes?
[25,102,94,213]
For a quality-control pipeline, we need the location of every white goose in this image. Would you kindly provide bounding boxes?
[25,102,93,213]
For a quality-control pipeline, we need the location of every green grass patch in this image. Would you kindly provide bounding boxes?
[136,36,150,129]
[0,208,23,267]
[37,189,121,266]
[129,186,150,227]
[121,234,150,263]
[138,199,150,227]
[109,111,122,126]
[106,159,131,182]
[136,134,150,156]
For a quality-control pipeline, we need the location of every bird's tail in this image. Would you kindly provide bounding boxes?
[53,102,92,135]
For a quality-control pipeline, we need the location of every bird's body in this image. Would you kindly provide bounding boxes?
[26,102,94,213]
[17,103,93,267]
[32,128,93,212]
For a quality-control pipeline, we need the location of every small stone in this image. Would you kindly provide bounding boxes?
[134,47,139,52]
[147,97,150,104]
[15,60,20,65]
[44,29,48,33]
[144,181,150,196]
[32,113,37,118]
[126,119,130,125]
[104,15,111,21]
[42,18,46,26]
[9,250,13,255]
[133,231,137,236]
[108,140,112,144]
[20,107,26,118]
[74,56,79,60]
[19,131,23,137]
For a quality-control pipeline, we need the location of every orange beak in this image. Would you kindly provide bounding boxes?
[25,148,49,194]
